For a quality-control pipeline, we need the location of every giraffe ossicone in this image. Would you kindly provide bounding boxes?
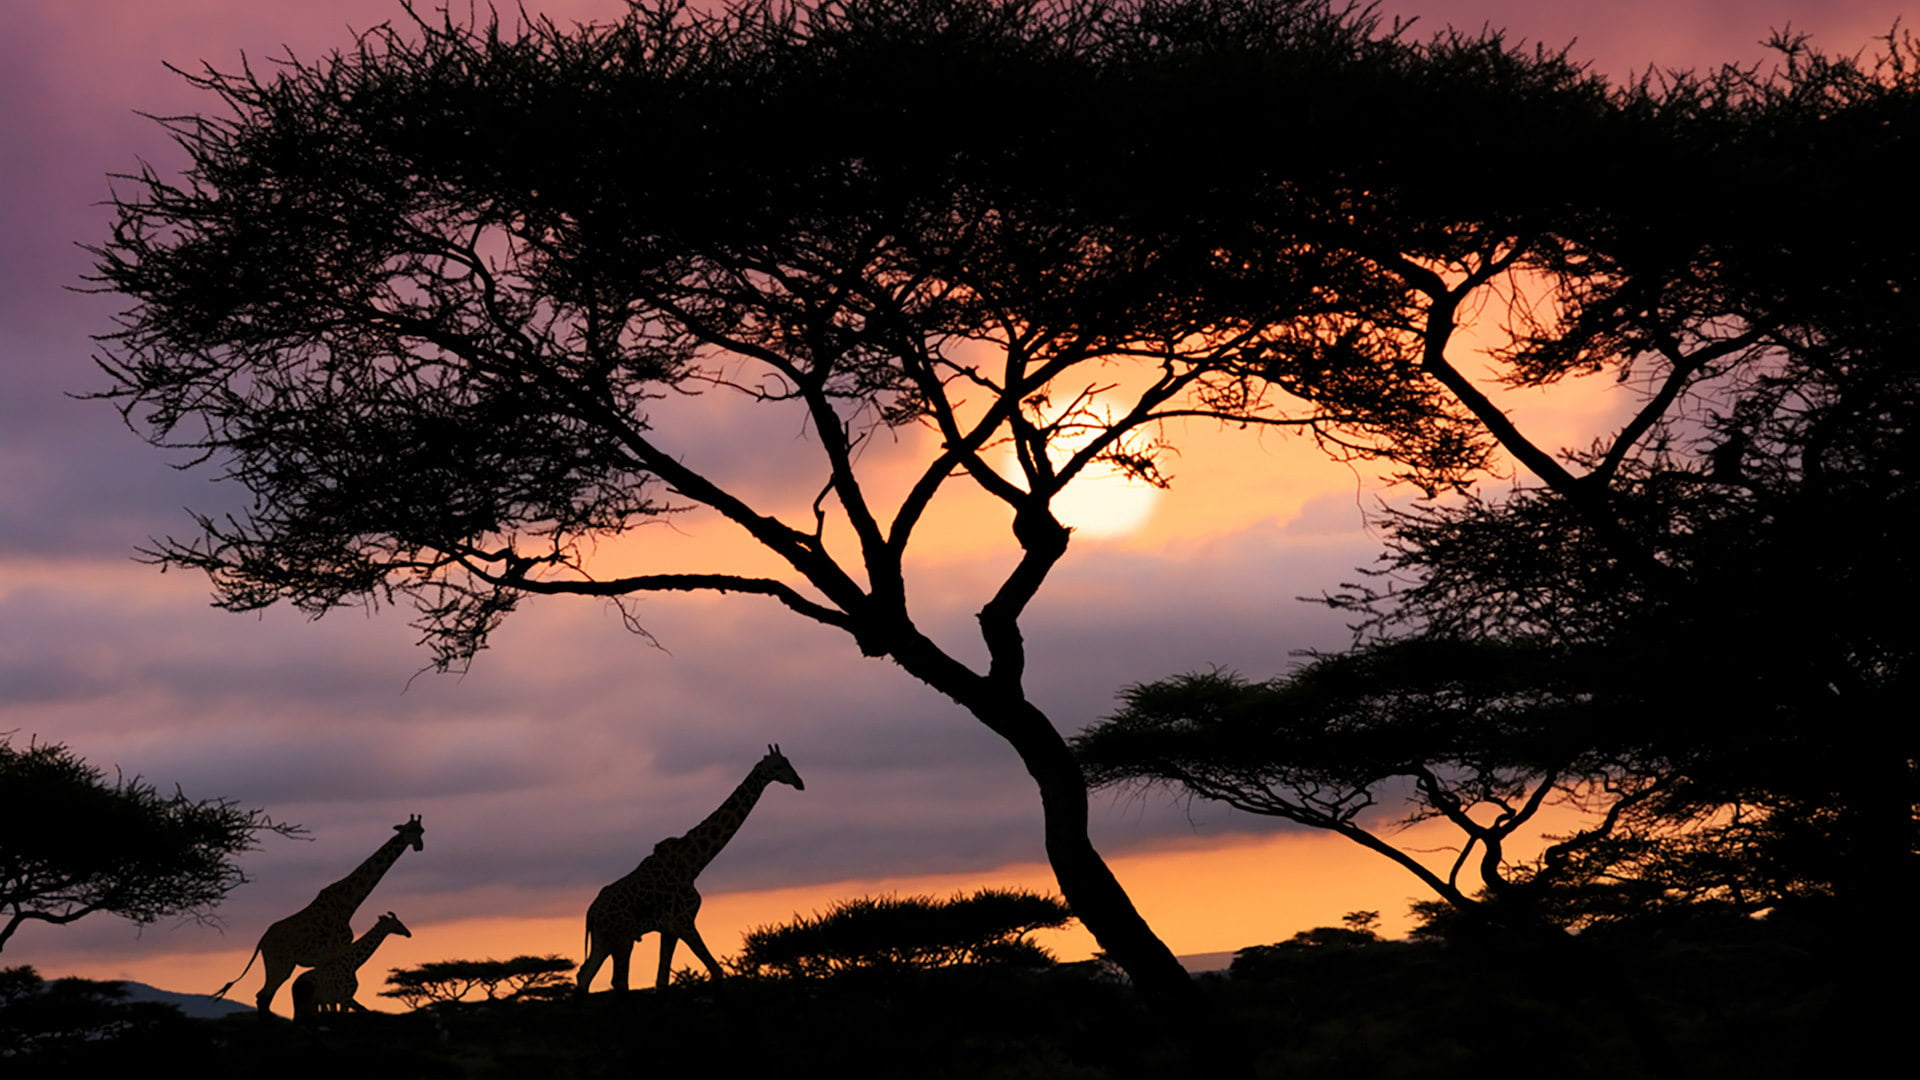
[578,745,803,994]
[212,815,425,1016]
[291,911,412,1020]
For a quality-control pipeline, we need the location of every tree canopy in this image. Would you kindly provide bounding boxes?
[1078,20,1920,936]
[89,0,1904,1014]
[0,736,301,953]
[1074,640,1658,923]
[380,955,576,1008]
[737,888,1072,978]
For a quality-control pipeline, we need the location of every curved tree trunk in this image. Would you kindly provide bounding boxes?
[1010,707,1195,1004]
[989,694,1248,1076]
[881,629,1193,1001]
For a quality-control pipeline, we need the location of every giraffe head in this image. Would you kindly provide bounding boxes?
[373,911,412,938]
[757,744,804,791]
[394,815,425,852]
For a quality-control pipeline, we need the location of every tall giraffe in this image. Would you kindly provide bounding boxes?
[578,745,803,993]
[290,911,412,1019]
[214,815,424,1015]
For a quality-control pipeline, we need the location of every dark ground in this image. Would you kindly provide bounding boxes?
[2,915,1833,1078]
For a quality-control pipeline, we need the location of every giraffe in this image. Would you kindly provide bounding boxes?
[214,815,424,1016]
[290,911,412,1020]
[578,745,803,994]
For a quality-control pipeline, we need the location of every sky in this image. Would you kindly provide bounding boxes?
[2,0,1910,1005]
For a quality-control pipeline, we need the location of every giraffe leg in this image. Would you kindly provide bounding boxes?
[577,945,607,995]
[681,925,725,982]
[610,936,634,992]
[656,932,679,990]
[256,955,297,1016]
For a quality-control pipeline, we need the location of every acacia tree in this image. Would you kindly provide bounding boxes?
[87,0,1661,1007]
[1081,22,1919,931]
[1075,640,1676,926]
[380,955,575,1008]
[737,888,1072,978]
[1077,637,1833,930]
[0,737,301,953]
[1313,30,1920,923]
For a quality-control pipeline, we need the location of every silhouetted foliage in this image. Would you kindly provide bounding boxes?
[94,0,1909,1029]
[87,0,1670,1011]
[0,966,191,1061]
[1083,22,1920,942]
[1228,913,1388,984]
[737,888,1072,978]
[0,736,301,953]
[1075,639,1667,924]
[380,954,576,1008]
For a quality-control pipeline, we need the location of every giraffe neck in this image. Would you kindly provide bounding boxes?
[319,834,410,911]
[676,770,772,877]
[342,925,397,969]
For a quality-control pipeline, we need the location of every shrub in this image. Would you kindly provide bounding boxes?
[738,888,1072,978]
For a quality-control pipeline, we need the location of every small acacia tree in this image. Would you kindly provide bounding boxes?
[380,955,576,1008]
[1075,640,1663,925]
[0,736,300,953]
[86,0,1677,1008]
[738,888,1071,978]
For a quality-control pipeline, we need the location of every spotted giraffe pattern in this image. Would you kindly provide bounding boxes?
[578,746,803,993]
[291,911,412,1019]
[214,816,424,1015]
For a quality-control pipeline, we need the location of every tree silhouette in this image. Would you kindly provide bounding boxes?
[381,955,576,1008]
[0,736,301,953]
[1082,17,1919,1035]
[1075,640,1675,926]
[738,888,1071,978]
[85,0,1708,1013]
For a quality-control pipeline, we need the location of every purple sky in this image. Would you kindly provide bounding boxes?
[3,0,1909,991]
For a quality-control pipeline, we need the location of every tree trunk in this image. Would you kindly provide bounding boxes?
[995,697,1249,1075]
[1013,707,1194,999]
[1811,722,1917,1071]
[887,631,1195,999]
[880,630,1248,1073]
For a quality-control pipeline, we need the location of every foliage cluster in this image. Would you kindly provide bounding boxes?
[1075,19,1920,940]
[84,0,1918,1010]
[0,966,191,1061]
[378,954,576,1008]
[1228,911,1385,980]
[0,736,300,953]
[737,888,1072,978]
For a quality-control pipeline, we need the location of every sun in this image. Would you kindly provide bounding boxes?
[1000,429,1163,541]
[1052,462,1161,539]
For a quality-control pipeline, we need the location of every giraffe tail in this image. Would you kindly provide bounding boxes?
[212,942,262,999]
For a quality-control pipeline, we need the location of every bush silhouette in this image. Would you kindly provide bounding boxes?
[738,889,1072,978]
[381,955,575,1008]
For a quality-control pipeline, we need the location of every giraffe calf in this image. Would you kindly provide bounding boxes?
[292,911,412,1020]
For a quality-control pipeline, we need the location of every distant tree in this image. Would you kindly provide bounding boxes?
[380,955,575,1009]
[0,736,301,953]
[0,966,189,1058]
[1075,639,1688,927]
[737,888,1072,979]
[86,0,1656,1011]
[1227,912,1387,982]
